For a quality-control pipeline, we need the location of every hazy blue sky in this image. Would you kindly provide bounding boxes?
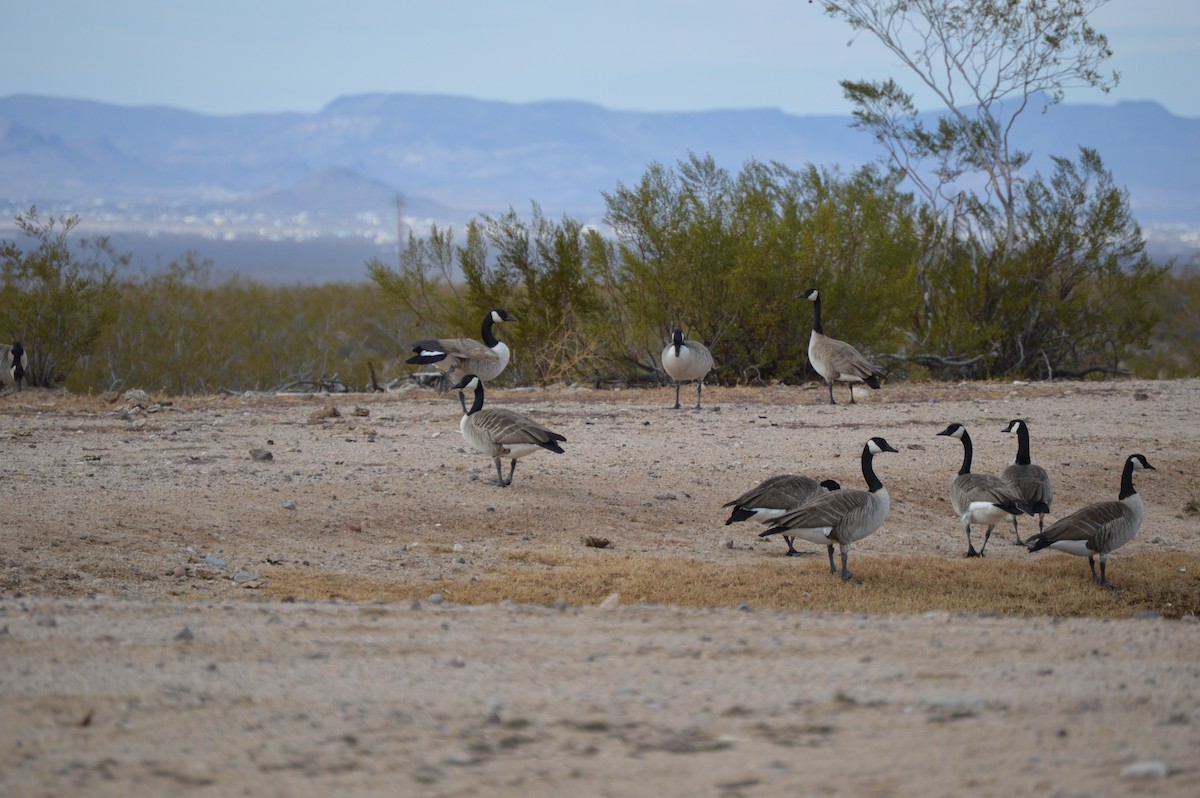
[4,1,1197,117]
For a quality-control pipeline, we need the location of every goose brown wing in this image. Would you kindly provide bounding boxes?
[1036,501,1127,544]
[723,475,822,510]
[773,489,870,529]
[474,408,565,447]
[1002,463,1053,509]
[956,473,1022,505]
[823,337,877,380]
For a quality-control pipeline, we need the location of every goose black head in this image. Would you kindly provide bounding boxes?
[1002,419,1027,434]
[1129,454,1155,471]
[866,436,899,455]
[937,423,966,439]
[449,374,482,392]
[797,288,819,302]
[491,309,517,323]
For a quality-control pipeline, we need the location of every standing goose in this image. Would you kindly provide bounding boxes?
[661,328,714,409]
[1026,454,1154,591]
[0,342,27,391]
[937,423,1030,557]
[723,475,842,556]
[406,309,516,397]
[1000,419,1054,545]
[759,437,899,581]
[797,288,882,405]
[450,374,566,487]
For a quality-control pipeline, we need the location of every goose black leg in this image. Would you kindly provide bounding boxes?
[784,536,800,556]
[964,524,981,557]
[826,544,836,574]
[489,457,508,487]
[1010,515,1024,546]
[839,548,852,582]
[977,525,995,557]
[672,383,682,410]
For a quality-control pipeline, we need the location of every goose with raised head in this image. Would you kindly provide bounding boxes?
[759,437,899,581]
[1001,419,1054,545]
[0,342,27,391]
[1026,454,1154,591]
[723,475,841,556]
[797,288,881,405]
[937,423,1030,557]
[661,328,714,409]
[450,374,566,487]
[406,309,516,397]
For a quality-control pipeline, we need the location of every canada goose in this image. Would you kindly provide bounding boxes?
[1000,419,1054,545]
[406,309,516,396]
[723,475,842,556]
[450,374,566,487]
[759,437,898,581]
[1026,454,1154,590]
[797,288,881,405]
[661,328,714,409]
[937,423,1030,557]
[0,342,27,391]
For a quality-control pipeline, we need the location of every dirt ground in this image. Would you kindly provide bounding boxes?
[1,377,1198,797]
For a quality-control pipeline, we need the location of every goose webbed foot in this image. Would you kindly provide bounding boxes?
[784,537,801,557]
[965,546,982,558]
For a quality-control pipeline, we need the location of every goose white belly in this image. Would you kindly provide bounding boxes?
[789,525,836,546]
[662,346,709,382]
[961,500,1012,526]
[1044,540,1096,558]
[742,507,790,523]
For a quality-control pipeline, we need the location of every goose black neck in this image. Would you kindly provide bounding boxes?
[810,294,824,335]
[957,430,974,475]
[861,443,884,492]
[480,314,500,348]
[1118,456,1139,500]
[1014,424,1032,465]
[464,382,485,415]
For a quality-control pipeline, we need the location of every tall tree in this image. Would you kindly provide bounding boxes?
[819,0,1118,248]
[0,207,124,386]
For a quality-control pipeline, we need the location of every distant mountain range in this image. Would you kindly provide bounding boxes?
[1,92,1197,280]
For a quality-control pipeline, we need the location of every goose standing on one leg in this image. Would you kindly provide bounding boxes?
[405,309,516,401]
[759,437,899,581]
[937,423,1030,557]
[1000,419,1054,545]
[1026,454,1154,591]
[0,342,27,391]
[723,475,841,556]
[797,288,882,405]
[661,328,714,410]
[450,374,566,487]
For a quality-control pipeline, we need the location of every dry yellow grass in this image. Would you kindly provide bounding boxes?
[257,550,1200,619]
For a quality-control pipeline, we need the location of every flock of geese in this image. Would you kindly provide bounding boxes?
[402,291,1155,591]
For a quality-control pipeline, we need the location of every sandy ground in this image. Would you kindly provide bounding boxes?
[2,377,1199,797]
